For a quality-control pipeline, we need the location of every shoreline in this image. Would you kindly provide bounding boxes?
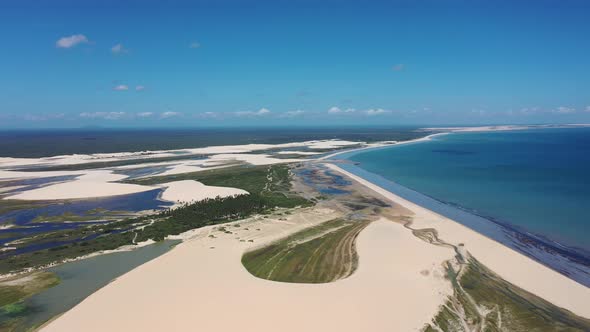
[319,132,448,161]
[325,163,590,318]
[330,162,590,287]
[324,129,590,288]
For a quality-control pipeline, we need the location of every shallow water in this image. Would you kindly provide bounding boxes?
[0,240,180,331]
[0,176,79,197]
[0,189,173,253]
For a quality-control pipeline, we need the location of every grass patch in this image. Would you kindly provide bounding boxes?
[0,200,49,215]
[31,210,133,223]
[129,164,310,209]
[425,257,590,331]
[0,272,60,308]
[242,219,369,283]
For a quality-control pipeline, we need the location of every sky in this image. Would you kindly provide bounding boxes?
[0,0,589,128]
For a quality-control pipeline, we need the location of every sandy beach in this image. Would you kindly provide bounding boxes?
[42,208,454,332]
[326,164,590,318]
[35,152,589,331]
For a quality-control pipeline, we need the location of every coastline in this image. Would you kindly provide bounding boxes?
[319,132,448,161]
[326,129,590,288]
[2,129,589,330]
[325,163,590,318]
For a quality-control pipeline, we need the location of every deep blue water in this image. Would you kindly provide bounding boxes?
[337,128,590,285]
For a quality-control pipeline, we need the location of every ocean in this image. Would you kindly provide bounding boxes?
[336,128,590,285]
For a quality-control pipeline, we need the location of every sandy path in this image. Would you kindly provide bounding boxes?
[43,210,453,332]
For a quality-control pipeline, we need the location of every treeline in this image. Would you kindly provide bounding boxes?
[136,194,267,241]
[0,164,310,274]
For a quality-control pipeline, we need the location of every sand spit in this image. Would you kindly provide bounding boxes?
[42,207,453,332]
[421,124,590,132]
[158,180,248,205]
[319,133,445,161]
[326,164,590,318]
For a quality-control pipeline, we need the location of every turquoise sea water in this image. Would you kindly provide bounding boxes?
[337,128,590,285]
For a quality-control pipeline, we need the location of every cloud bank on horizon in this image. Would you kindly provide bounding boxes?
[1,0,589,127]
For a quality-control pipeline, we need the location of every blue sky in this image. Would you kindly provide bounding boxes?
[1,0,589,128]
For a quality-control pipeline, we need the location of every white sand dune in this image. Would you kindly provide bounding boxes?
[276,151,321,155]
[42,210,453,332]
[3,171,153,200]
[0,140,363,170]
[207,153,305,165]
[159,180,248,204]
[326,164,590,318]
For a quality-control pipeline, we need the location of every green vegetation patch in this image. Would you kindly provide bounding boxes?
[242,219,370,283]
[0,272,60,308]
[424,257,590,331]
[0,200,49,215]
[31,210,133,223]
[130,164,309,208]
[0,164,311,275]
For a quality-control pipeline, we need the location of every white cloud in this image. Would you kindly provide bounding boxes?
[328,106,392,116]
[189,41,201,49]
[160,111,182,118]
[135,85,145,91]
[327,107,355,114]
[328,106,341,114]
[364,109,391,116]
[553,106,575,114]
[392,64,405,71]
[111,43,129,54]
[136,112,153,118]
[235,108,272,117]
[79,112,126,120]
[113,84,129,91]
[56,34,89,48]
[24,113,65,121]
